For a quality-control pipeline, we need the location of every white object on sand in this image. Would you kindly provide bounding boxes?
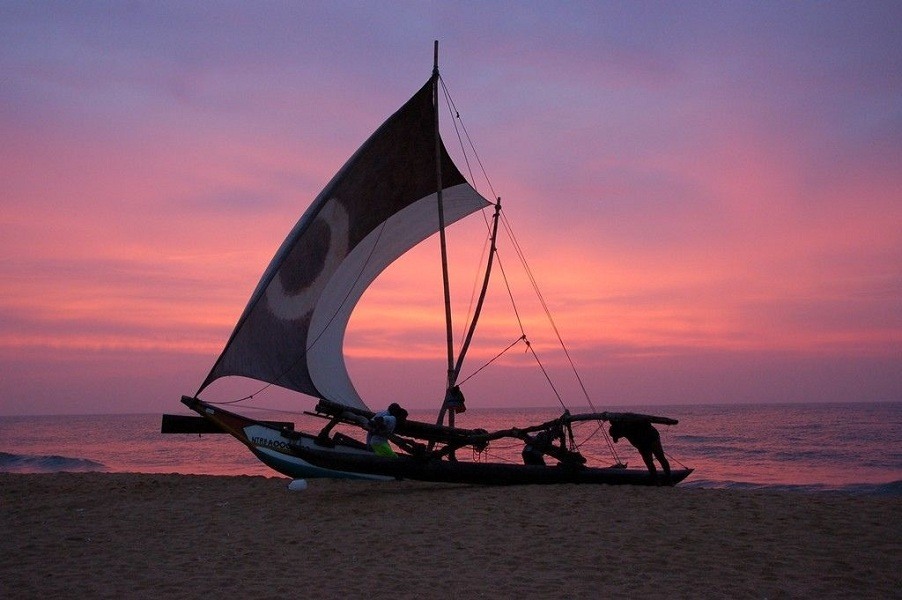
[288,479,308,491]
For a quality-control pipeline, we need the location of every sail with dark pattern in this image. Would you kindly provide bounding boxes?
[198,74,490,409]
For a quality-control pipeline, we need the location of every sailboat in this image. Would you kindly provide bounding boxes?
[163,43,692,486]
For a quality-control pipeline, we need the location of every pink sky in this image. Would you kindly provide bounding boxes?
[1,3,900,415]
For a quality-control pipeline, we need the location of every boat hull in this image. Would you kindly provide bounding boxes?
[182,398,692,486]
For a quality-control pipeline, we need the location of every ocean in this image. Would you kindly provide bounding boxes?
[1,402,899,496]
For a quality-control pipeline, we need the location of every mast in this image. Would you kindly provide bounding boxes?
[452,197,502,382]
[434,40,457,427]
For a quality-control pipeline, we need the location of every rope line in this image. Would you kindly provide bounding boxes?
[524,338,567,411]
[439,77,498,200]
[457,335,526,386]
[439,75,604,429]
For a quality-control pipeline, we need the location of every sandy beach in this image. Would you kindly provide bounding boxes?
[1,473,898,599]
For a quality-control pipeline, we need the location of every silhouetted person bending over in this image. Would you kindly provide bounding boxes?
[609,419,671,483]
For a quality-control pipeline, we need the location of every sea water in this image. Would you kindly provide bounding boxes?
[1,402,899,496]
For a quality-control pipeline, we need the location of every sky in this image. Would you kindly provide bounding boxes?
[1,1,900,416]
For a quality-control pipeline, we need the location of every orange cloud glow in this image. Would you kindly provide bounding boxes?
[1,3,899,414]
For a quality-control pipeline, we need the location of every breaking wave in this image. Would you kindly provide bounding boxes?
[0,451,107,473]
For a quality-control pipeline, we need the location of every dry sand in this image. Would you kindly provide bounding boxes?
[1,473,899,599]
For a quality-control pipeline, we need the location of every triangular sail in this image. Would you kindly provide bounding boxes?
[199,75,491,410]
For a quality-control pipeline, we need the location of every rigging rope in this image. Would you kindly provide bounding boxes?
[440,75,501,365]
[524,338,567,411]
[458,218,492,350]
[439,74,610,438]
[499,213,597,411]
[440,78,498,201]
[457,335,526,386]
[571,420,621,465]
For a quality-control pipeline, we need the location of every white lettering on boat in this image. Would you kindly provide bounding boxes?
[251,436,292,452]
[243,425,293,453]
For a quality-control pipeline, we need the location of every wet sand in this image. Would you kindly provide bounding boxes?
[1,473,899,598]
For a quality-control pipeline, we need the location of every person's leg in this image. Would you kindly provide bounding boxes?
[639,448,657,479]
[372,442,397,458]
[651,440,670,482]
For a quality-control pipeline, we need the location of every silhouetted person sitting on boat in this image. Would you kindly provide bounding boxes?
[522,424,567,466]
[609,419,671,483]
[366,403,408,458]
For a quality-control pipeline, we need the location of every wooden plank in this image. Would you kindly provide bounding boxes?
[160,414,294,434]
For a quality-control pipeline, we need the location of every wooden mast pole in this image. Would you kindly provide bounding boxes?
[433,40,456,428]
[452,197,501,381]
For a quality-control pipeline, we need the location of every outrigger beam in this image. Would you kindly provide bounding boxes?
[593,412,679,426]
[313,400,679,457]
[313,399,488,447]
[161,411,294,434]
